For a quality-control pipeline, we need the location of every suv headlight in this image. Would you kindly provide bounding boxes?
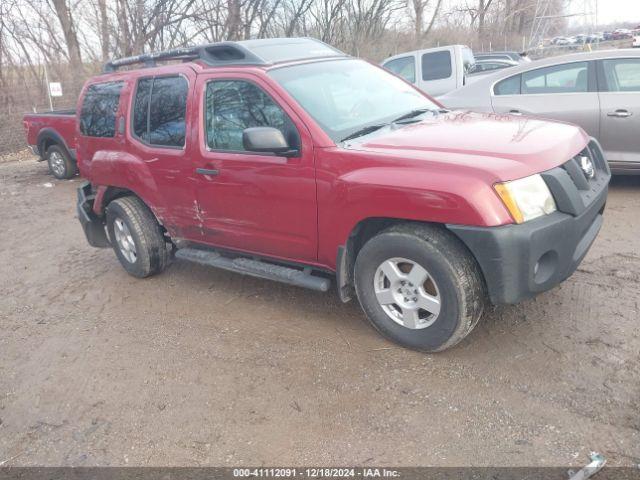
[494,174,557,224]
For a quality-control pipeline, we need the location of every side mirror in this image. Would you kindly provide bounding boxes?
[242,127,298,157]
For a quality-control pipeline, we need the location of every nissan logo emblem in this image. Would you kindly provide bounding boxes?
[579,156,595,179]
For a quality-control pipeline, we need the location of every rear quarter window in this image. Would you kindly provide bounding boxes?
[494,75,521,95]
[80,81,124,137]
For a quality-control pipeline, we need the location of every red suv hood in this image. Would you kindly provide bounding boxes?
[352,111,589,181]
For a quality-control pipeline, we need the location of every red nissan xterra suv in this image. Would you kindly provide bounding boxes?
[75,38,610,351]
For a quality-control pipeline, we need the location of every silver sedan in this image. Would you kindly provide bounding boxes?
[439,49,640,174]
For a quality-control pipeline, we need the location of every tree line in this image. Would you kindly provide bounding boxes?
[0,0,567,93]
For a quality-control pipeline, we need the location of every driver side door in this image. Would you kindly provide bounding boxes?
[192,73,318,263]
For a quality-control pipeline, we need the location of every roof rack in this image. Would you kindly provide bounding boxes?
[103,38,347,73]
[103,42,269,73]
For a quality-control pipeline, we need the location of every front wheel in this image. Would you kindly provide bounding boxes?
[354,223,486,352]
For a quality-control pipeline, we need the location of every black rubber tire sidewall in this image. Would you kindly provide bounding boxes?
[106,197,168,278]
[46,145,76,180]
[355,230,473,352]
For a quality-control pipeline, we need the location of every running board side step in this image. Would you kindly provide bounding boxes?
[175,248,331,292]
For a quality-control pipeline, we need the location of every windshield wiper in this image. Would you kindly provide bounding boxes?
[340,124,386,143]
[391,108,434,123]
[339,109,436,143]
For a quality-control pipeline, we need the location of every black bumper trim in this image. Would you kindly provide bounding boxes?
[77,182,110,248]
[447,186,607,305]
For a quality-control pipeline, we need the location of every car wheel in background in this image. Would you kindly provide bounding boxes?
[46,145,77,180]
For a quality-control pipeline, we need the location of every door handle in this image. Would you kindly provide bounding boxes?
[607,109,632,118]
[509,109,522,115]
[196,168,219,176]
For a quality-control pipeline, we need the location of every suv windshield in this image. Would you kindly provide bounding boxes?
[268,59,438,142]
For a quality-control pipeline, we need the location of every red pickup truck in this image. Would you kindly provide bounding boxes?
[72,38,609,351]
[23,109,78,179]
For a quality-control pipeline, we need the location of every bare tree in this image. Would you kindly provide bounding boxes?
[50,0,84,87]
[410,0,443,44]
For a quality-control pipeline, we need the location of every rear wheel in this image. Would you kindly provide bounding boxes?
[354,223,486,352]
[46,145,76,179]
[106,196,169,278]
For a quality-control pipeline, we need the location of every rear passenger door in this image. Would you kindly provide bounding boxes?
[192,73,318,262]
[491,61,600,138]
[127,68,198,239]
[417,49,456,97]
[597,58,640,169]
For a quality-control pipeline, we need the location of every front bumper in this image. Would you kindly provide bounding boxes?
[448,189,605,304]
[448,139,610,305]
[77,182,110,248]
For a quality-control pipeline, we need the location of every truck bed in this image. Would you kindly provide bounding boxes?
[23,110,78,158]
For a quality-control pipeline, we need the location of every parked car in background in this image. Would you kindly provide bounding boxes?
[22,110,78,179]
[439,49,640,174]
[70,38,609,352]
[475,51,531,63]
[551,36,572,46]
[382,45,475,96]
[612,29,633,40]
[634,35,640,48]
[468,58,519,78]
[587,33,603,43]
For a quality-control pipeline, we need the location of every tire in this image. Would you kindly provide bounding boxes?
[106,196,169,278]
[354,223,486,352]
[46,145,77,179]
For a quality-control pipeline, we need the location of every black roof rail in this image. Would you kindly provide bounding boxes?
[103,38,347,73]
[103,42,269,73]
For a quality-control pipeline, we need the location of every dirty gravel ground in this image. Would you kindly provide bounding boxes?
[0,157,638,468]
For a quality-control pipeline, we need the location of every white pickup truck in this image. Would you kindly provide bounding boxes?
[381,45,476,97]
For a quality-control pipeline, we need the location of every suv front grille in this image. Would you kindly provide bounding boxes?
[541,139,610,216]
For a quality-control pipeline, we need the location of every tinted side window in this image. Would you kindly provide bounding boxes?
[384,57,416,83]
[421,51,452,81]
[602,59,640,92]
[494,75,521,95]
[133,78,152,139]
[133,76,188,147]
[521,62,588,94]
[205,80,299,152]
[80,82,123,137]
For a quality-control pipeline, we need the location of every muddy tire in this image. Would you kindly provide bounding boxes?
[106,196,169,278]
[354,223,486,352]
[46,145,76,180]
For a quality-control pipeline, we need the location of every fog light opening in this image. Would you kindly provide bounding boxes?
[534,250,558,285]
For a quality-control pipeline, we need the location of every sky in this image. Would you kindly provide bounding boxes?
[567,0,640,25]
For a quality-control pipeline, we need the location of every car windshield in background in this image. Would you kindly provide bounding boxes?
[268,59,438,142]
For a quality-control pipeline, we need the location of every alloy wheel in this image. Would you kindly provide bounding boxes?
[373,257,441,329]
